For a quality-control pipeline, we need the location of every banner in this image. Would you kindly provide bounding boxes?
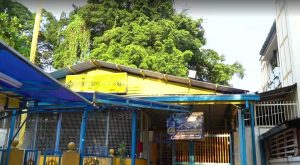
[65,73,127,93]
[167,112,204,140]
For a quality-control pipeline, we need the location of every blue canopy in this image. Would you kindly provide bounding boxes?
[0,41,189,112]
[0,41,93,108]
[79,92,190,112]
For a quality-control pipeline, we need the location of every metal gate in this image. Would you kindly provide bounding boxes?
[175,132,231,165]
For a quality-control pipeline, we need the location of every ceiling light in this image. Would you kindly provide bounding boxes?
[0,72,22,88]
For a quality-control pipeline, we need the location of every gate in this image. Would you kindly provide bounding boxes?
[24,149,39,165]
[42,151,62,165]
[175,132,231,165]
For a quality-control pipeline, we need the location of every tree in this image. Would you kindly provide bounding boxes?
[189,49,244,85]
[0,0,33,58]
[50,0,244,85]
[52,15,90,69]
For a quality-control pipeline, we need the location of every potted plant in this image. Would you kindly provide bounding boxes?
[117,141,127,165]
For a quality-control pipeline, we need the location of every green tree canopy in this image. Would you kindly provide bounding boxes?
[0,0,33,58]
[3,0,244,85]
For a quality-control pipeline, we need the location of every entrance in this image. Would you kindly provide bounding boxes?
[154,132,231,165]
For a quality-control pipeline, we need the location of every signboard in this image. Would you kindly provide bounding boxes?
[65,73,127,93]
[167,112,204,140]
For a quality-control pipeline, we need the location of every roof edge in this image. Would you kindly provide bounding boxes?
[259,20,277,56]
[50,60,249,94]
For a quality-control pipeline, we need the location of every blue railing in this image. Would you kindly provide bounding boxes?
[42,150,62,165]
[24,149,39,165]
[86,146,108,156]
[0,148,6,165]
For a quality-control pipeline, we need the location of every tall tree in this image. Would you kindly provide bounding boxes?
[0,0,34,58]
[50,0,245,85]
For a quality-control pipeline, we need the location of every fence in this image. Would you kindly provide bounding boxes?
[24,149,39,165]
[42,151,62,165]
[175,132,230,165]
[244,101,299,126]
[83,154,113,165]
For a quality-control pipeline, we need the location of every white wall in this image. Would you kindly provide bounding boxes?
[285,0,300,103]
[269,157,300,165]
[275,0,294,87]
[234,126,272,165]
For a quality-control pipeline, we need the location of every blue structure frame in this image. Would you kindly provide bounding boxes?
[0,41,191,165]
[0,41,261,165]
[142,94,260,165]
[79,92,191,112]
[131,110,137,165]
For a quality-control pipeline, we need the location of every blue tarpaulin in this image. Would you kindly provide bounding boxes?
[0,41,93,108]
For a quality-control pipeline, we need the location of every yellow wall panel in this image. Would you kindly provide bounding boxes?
[0,94,20,108]
[59,68,217,96]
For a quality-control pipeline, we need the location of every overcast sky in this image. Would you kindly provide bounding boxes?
[18,0,276,92]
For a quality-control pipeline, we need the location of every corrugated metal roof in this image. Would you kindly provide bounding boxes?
[259,84,297,101]
[260,20,276,56]
[50,60,249,94]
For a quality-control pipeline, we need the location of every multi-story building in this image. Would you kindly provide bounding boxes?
[257,0,300,164]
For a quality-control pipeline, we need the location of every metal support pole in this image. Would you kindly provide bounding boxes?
[5,110,16,165]
[250,103,257,165]
[32,114,39,149]
[238,109,246,165]
[259,140,267,165]
[105,109,110,151]
[230,132,234,165]
[55,113,62,152]
[79,110,88,165]
[131,110,137,165]
[241,110,247,165]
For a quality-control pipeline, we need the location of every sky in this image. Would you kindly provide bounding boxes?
[18,0,276,92]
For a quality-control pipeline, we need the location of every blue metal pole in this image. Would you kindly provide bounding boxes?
[241,110,247,165]
[250,103,257,165]
[5,110,17,165]
[238,109,246,165]
[55,113,62,153]
[131,110,137,165]
[79,110,88,165]
[259,140,267,165]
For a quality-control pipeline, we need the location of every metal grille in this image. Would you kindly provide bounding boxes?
[268,128,299,158]
[36,113,58,151]
[108,109,132,155]
[85,111,106,154]
[60,113,82,151]
[20,109,136,155]
[245,101,299,126]
[22,114,38,149]
[194,133,230,163]
[161,142,172,165]
[175,141,189,163]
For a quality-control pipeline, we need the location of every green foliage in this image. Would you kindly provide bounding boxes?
[0,0,244,85]
[117,141,127,165]
[53,15,90,69]
[189,49,245,85]
[0,0,33,58]
[47,0,244,85]
[90,19,194,76]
